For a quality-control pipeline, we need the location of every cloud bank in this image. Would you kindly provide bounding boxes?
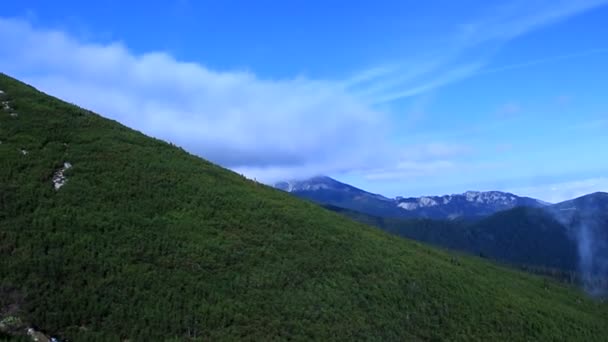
[0,0,604,187]
[0,17,390,182]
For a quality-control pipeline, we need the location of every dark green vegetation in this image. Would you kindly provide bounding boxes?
[326,200,608,292]
[1,73,607,341]
[326,205,578,270]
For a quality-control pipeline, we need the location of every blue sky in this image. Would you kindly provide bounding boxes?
[1,0,607,202]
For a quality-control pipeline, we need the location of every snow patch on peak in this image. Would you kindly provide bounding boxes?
[462,191,518,204]
[465,191,480,202]
[419,197,438,207]
[398,202,418,211]
[397,196,439,211]
[395,190,533,214]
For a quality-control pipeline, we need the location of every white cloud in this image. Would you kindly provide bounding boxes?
[361,142,486,181]
[510,178,608,203]
[0,17,391,182]
[0,0,604,183]
[401,143,473,160]
[364,160,457,180]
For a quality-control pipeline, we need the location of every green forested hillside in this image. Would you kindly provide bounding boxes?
[1,73,607,341]
[326,205,579,272]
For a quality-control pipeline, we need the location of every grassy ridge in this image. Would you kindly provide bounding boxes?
[0,73,607,341]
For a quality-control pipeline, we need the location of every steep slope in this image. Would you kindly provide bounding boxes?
[469,207,578,270]
[276,177,547,220]
[1,73,608,341]
[552,192,608,211]
[328,198,608,294]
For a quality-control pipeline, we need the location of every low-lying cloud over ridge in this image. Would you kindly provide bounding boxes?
[1,0,605,196]
[0,17,390,182]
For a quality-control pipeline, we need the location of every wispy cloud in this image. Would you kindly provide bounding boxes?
[360,142,480,181]
[363,160,504,181]
[367,62,484,104]
[348,0,608,104]
[401,143,474,160]
[455,0,608,45]
[364,160,457,180]
[478,48,608,76]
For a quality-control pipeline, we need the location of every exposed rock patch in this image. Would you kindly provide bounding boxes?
[52,162,72,190]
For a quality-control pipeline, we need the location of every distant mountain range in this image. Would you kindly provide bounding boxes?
[323,192,608,291]
[275,176,548,220]
[278,176,608,293]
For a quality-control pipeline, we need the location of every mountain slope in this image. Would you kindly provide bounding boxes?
[1,73,608,341]
[550,192,608,294]
[469,207,578,270]
[328,198,608,293]
[551,192,608,225]
[276,176,547,219]
[326,205,578,271]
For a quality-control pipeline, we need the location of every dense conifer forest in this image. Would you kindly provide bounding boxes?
[1,73,607,340]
